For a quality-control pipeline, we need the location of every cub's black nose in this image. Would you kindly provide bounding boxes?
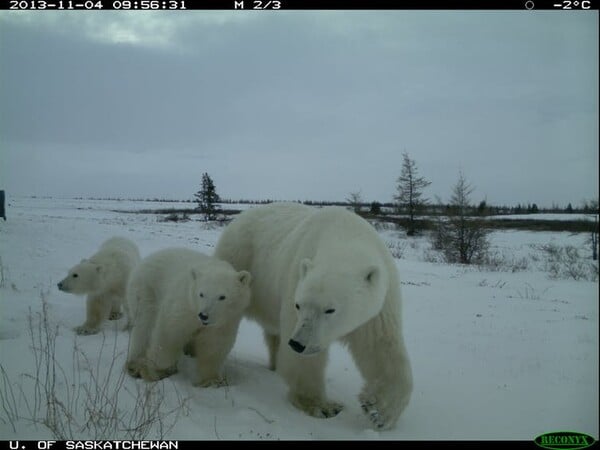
[288,339,306,354]
[57,282,63,290]
[199,312,209,321]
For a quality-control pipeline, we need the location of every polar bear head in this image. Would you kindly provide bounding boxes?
[57,259,105,295]
[288,258,388,355]
[188,264,252,327]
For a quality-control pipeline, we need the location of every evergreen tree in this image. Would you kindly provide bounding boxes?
[195,173,221,221]
[432,171,490,264]
[370,201,382,215]
[586,199,598,261]
[478,200,488,216]
[591,216,598,261]
[394,152,431,236]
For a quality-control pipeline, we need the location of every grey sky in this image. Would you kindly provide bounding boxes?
[0,11,597,207]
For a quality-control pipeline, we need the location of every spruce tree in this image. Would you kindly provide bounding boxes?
[394,152,431,235]
[195,173,221,221]
[432,171,490,264]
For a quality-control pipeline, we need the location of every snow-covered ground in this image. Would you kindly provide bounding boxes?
[0,197,597,440]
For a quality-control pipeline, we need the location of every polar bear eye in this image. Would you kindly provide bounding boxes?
[72,274,78,278]
[199,292,204,298]
[218,295,226,301]
[295,303,300,310]
[325,308,336,314]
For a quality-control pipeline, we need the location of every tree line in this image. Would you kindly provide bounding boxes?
[195,157,598,264]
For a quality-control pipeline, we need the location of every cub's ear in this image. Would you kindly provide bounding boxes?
[299,258,313,279]
[365,266,379,284]
[238,270,252,286]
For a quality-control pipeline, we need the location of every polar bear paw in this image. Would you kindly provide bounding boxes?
[75,325,100,335]
[193,376,227,388]
[126,360,143,378]
[139,364,177,382]
[108,311,123,320]
[359,390,400,430]
[290,394,343,419]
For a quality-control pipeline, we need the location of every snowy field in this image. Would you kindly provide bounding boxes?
[0,197,598,440]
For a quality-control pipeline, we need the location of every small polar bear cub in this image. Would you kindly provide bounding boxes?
[57,236,141,335]
[125,247,251,386]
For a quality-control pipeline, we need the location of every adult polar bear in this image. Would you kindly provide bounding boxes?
[214,203,412,430]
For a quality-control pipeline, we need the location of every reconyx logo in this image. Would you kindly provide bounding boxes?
[535,431,596,450]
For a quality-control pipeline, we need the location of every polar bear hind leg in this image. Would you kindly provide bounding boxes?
[264,332,280,371]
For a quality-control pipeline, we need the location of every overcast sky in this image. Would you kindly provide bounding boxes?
[0,11,598,206]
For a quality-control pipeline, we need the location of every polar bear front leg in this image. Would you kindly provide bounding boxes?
[278,345,343,419]
[75,294,110,335]
[192,318,241,387]
[348,322,413,430]
[126,308,157,377]
[141,319,191,382]
[108,292,123,320]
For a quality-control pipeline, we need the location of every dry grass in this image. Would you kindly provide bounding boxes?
[0,291,189,439]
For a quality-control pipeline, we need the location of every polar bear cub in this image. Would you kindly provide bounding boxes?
[58,236,141,335]
[125,247,251,386]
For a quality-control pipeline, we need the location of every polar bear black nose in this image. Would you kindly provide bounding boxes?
[288,339,306,354]
[199,312,209,321]
[57,282,63,290]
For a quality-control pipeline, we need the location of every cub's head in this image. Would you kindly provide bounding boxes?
[288,258,388,355]
[57,259,104,295]
[188,263,252,327]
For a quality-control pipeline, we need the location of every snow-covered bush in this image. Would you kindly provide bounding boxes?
[536,243,598,282]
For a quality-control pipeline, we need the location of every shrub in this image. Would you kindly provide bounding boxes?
[0,292,188,439]
[536,243,598,281]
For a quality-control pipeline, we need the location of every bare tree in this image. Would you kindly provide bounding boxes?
[346,191,363,214]
[432,171,490,264]
[395,152,431,236]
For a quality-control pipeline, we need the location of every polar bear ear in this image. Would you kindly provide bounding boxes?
[238,270,251,286]
[365,266,379,284]
[299,258,313,279]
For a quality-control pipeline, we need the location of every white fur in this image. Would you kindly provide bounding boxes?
[58,237,140,335]
[125,247,251,386]
[214,203,413,429]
